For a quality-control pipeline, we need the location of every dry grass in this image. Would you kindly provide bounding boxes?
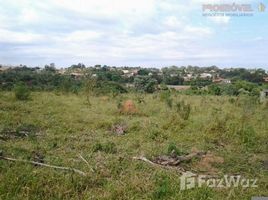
[0,91,267,199]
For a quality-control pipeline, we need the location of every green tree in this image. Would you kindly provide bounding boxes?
[134,76,158,93]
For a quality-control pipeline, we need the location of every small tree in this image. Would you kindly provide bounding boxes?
[83,75,98,106]
[14,83,31,100]
[134,76,157,93]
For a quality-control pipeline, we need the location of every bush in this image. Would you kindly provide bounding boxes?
[175,100,191,120]
[14,83,31,100]
[208,84,222,95]
[134,76,158,93]
[167,142,185,156]
[94,81,128,95]
[159,91,173,108]
[152,175,173,199]
[237,125,257,149]
[165,98,173,108]
[159,90,171,102]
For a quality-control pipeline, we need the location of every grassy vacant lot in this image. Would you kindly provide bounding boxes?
[0,91,267,199]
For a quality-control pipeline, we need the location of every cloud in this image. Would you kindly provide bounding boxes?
[62,31,102,42]
[0,0,266,68]
[209,16,230,24]
[0,29,45,43]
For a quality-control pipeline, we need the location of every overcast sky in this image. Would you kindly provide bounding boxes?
[0,0,267,69]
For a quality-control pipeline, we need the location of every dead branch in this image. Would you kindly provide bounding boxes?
[178,151,206,162]
[133,153,223,178]
[133,156,185,173]
[78,154,95,172]
[0,156,86,176]
[133,152,206,172]
[133,156,157,165]
[152,151,206,166]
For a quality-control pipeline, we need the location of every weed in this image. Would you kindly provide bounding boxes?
[167,142,186,156]
[237,125,257,149]
[92,142,117,154]
[165,98,173,108]
[152,175,172,199]
[175,100,191,120]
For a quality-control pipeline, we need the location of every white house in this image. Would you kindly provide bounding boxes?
[200,73,212,79]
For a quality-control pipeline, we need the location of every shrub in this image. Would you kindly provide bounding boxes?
[237,125,257,149]
[95,81,128,95]
[159,91,171,102]
[148,128,167,141]
[228,98,236,104]
[14,83,31,100]
[165,98,173,108]
[208,84,222,96]
[167,142,185,156]
[134,76,158,93]
[175,100,191,120]
[159,91,173,108]
[152,175,173,199]
[135,95,145,104]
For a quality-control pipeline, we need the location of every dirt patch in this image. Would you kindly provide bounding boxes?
[193,152,224,174]
[0,124,41,140]
[111,124,127,135]
[120,100,138,114]
[100,96,110,101]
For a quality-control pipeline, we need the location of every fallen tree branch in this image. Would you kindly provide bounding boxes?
[133,156,185,173]
[78,154,95,172]
[133,154,222,178]
[0,156,86,176]
[152,151,206,166]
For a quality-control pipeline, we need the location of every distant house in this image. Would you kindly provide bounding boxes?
[183,73,193,81]
[200,73,212,79]
[132,69,139,75]
[263,77,268,83]
[122,70,129,74]
[70,72,83,79]
[166,85,191,91]
[0,66,9,72]
[122,69,138,77]
[213,77,231,84]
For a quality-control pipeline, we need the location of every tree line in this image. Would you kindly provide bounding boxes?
[0,65,267,96]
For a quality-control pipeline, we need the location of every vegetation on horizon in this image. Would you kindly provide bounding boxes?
[0,64,267,97]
